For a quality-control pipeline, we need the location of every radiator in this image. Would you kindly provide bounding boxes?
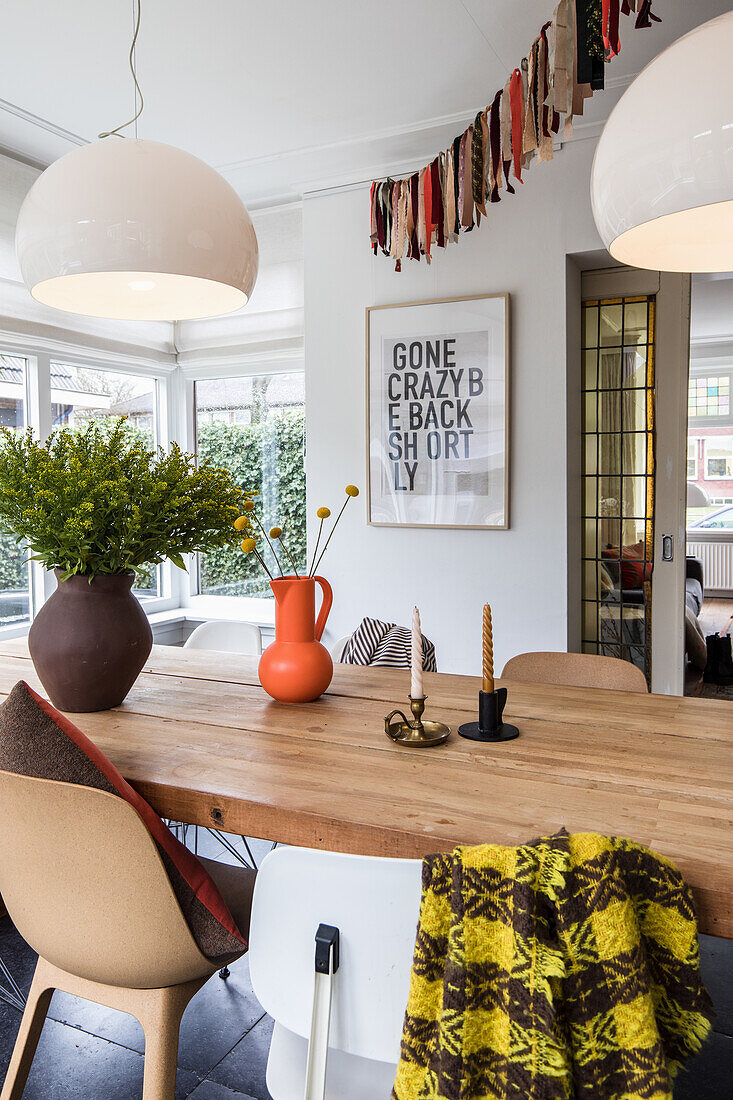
[687,540,733,593]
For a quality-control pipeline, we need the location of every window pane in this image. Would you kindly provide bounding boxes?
[581,295,655,687]
[195,373,306,598]
[51,363,155,443]
[0,355,30,626]
[599,303,623,346]
[705,437,733,480]
[51,363,159,598]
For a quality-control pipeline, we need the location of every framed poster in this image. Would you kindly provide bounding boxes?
[366,293,510,529]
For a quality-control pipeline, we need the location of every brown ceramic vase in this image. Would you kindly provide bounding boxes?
[28,571,153,712]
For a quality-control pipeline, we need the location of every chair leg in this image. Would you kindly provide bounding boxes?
[0,959,55,1100]
[138,979,206,1100]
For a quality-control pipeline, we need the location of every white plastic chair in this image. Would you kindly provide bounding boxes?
[183,619,262,655]
[249,846,423,1100]
[330,636,350,663]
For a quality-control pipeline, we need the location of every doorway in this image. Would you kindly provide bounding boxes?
[579,267,691,695]
[685,274,733,696]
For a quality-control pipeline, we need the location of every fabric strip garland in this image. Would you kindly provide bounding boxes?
[370,0,661,269]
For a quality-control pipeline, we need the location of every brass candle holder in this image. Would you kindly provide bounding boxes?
[384,695,451,747]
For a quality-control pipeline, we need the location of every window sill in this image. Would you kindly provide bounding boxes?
[179,595,275,627]
[0,598,276,645]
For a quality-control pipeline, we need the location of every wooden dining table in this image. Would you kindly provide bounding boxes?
[0,638,731,939]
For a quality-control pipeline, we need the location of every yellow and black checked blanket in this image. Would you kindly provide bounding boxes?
[392,831,713,1100]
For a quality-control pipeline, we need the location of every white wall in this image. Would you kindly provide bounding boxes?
[690,275,733,358]
[304,138,604,675]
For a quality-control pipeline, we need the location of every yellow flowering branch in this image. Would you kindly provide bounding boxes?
[241,536,275,581]
[311,486,359,576]
[242,500,283,576]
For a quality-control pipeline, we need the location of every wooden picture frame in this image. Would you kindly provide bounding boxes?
[366,293,510,529]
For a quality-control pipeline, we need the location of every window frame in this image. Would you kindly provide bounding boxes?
[0,336,178,637]
[687,437,699,480]
[704,435,733,481]
[179,354,305,622]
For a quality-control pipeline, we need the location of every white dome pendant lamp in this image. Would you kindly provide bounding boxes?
[15,0,257,321]
[591,11,733,273]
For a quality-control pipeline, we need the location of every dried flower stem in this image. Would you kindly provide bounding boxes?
[279,534,300,579]
[312,498,350,576]
[250,512,283,576]
[308,518,326,577]
[253,546,275,582]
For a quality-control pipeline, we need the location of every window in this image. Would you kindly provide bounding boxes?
[51,362,155,442]
[689,374,731,419]
[687,439,698,480]
[194,372,306,598]
[0,355,31,627]
[51,363,159,598]
[705,437,733,480]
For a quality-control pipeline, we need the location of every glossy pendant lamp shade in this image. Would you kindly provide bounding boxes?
[15,138,258,321]
[591,11,733,273]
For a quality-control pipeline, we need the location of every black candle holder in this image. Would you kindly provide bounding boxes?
[458,687,519,742]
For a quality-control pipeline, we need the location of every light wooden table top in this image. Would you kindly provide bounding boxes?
[1,639,732,938]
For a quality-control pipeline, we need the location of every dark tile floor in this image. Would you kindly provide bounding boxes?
[1,831,733,1098]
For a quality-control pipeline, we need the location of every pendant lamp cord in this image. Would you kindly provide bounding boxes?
[98,0,144,139]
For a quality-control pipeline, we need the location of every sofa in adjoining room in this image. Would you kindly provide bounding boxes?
[685,556,707,672]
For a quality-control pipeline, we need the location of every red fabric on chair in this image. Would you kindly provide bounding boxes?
[0,681,246,963]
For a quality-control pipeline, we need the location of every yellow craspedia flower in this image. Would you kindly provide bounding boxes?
[242,499,255,512]
[241,538,257,553]
[345,485,359,497]
[317,506,331,519]
[233,515,249,531]
[269,526,283,539]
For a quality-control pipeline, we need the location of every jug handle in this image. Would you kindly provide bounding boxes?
[313,576,333,642]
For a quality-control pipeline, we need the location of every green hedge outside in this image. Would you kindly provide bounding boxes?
[0,531,25,591]
[0,410,306,602]
[198,409,306,597]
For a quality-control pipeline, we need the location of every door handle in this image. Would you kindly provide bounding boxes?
[661,534,674,562]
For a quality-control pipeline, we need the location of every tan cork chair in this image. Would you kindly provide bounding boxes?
[0,770,255,1100]
[501,651,648,693]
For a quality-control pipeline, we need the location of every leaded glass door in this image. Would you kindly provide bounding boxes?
[581,296,655,682]
[580,269,691,695]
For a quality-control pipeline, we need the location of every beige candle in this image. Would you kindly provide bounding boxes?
[482,604,494,694]
[411,606,424,697]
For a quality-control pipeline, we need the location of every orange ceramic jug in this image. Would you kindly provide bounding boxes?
[258,575,334,703]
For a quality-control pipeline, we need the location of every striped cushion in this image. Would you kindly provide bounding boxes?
[0,681,247,964]
[342,617,437,670]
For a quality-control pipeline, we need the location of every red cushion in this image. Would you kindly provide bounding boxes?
[602,543,652,589]
[0,681,246,962]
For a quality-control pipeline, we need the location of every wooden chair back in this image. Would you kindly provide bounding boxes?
[501,651,648,693]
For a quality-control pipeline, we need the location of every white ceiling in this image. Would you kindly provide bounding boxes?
[0,0,729,206]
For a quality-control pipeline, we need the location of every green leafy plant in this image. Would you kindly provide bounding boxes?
[0,420,242,579]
